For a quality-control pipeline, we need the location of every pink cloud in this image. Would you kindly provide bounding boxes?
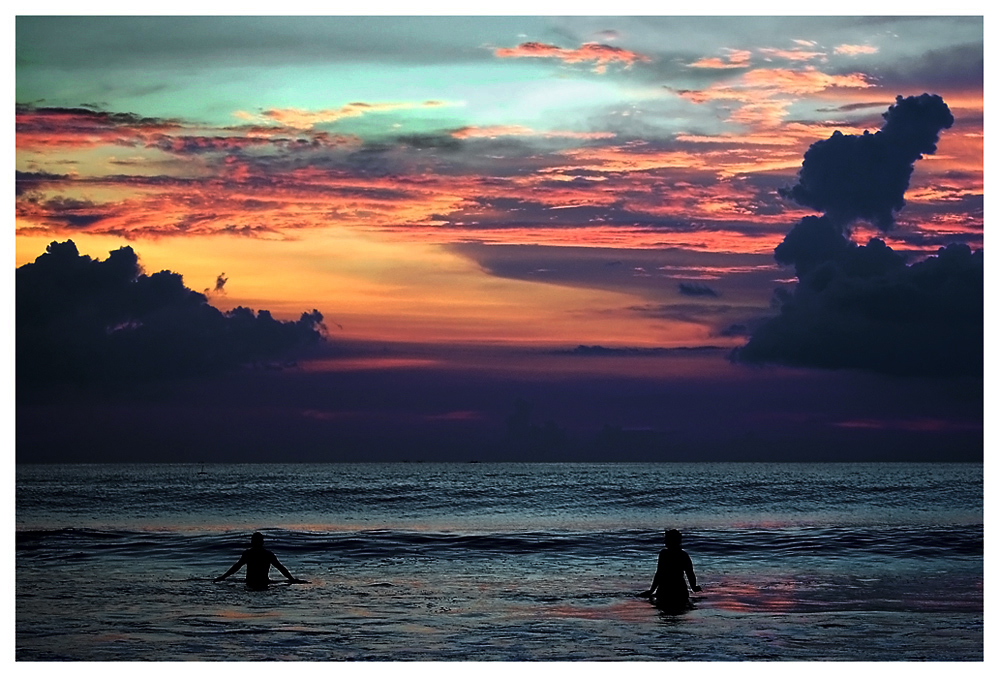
[494,41,650,73]
[688,49,752,69]
[242,100,451,129]
[15,106,181,150]
[834,44,879,56]
[671,67,873,129]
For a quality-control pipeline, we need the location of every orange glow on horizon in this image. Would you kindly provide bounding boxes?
[15,229,726,348]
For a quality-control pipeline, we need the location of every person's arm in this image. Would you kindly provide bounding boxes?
[640,551,664,597]
[270,553,305,583]
[684,552,701,592]
[214,554,246,582]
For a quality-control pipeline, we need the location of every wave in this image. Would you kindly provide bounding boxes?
[16,524,983,563]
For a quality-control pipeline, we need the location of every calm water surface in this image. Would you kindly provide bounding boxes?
[16,463,983,661]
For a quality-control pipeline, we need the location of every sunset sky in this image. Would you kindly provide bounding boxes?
[14,14,985,463]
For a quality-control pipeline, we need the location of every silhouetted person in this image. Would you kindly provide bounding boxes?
[640,529,701,611]
[214,532,304,590]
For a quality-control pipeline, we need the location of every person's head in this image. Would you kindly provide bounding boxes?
[250,532,265,547]
[664,529,682,547]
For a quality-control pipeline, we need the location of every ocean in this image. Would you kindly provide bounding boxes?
[15,462,983,661]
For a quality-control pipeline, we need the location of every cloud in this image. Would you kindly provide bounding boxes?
[779,93,954,230]
[17,196,111,230]
[688,49,751,69]
[145,131,359,156]
[16,240,325,388]
[450,125,615,140]
[14,93,977,253]
[15,105,180,149]
[678,282,719,297]
[756,47,825,62]
[669,66,873,129]
[739,68,872,96]
[687,42,860,73]
[734,240,982,376]
[16,170,71,196]
[241,100,451,130]
[494,41,650,73]
[816,101,889,113]
[675,68,871,104]
[733,95,982,377]
[834,44,879,56]
[873,43,983,94]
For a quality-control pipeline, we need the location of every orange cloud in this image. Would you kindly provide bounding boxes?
[16,88,980,268]
[688,49,752,69]
[547,140,807,181]
[375,224,785,255]
[494,41,650,73]
[740,67,872,96]
[834,44,879,56]
[671,67,873,132]
[549,144,710,174]
[14,165,477,241]
[757,47,826,62]
[725,100,794,128]
[676,121,867,147]
[674,68,872,106]
[15,106,181,150]
[241,101,451,129]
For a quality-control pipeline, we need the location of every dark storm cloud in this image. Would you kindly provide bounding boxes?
[734,242,982,377]
[719,322,753,338]
[16,240,325,388]
[779,94,954,230]
[772,215,853,278]
[734,95,982,378]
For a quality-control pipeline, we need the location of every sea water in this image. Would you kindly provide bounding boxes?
[15,462,983,661]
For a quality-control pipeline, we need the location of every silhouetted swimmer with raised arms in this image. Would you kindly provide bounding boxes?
[639,529,701,611]
[214,532,306,590]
